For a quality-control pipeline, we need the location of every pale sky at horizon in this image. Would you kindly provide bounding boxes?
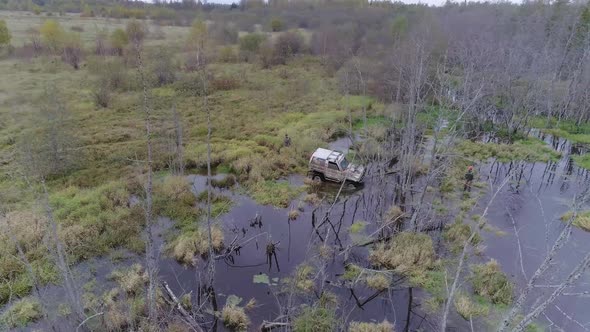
[152,0,488,8]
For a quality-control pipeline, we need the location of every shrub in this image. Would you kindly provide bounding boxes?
[61,32,83,69]
[0,19,11,47]
[151,49,176,86]
[270,18,284,32]
[126,19,146,45]
[221,305,250,331]
[110,28,129,55]
[174,73,208,96]
[238,33,266,62]
[470,260,513,305]
[0,297,43,328]
[94,80,111,108]
[369,232,435,276]
[349,320,394,332]
[273,31,305,64]
[218,46,237,63]
[210,22,239,44]
[70,25,84,32]
[39,19,64,52]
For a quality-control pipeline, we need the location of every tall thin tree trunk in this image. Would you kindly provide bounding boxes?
[135,42,158,323]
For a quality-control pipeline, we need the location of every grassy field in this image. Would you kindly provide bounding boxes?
[0,10,189,47]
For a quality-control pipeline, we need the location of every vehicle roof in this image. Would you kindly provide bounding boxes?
[312,148,343,162]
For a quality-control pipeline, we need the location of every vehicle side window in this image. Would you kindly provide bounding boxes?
[328,162,339,170]
[313,157,325,165]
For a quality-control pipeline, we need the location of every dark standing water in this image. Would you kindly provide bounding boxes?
[479,133,590,331]
[13,133,590,332]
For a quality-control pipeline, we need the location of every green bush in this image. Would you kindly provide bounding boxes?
[270,18,284,32]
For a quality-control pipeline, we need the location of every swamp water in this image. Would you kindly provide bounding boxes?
[19,133,590,332]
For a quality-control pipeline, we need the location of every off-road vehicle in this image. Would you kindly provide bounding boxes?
[308,148,365,186]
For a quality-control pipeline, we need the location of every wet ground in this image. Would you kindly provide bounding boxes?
[12,133,590,332]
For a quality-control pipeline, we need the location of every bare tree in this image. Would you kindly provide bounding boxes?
[133,34,159,324]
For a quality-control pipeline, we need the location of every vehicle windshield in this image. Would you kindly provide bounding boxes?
[340,158,349,170]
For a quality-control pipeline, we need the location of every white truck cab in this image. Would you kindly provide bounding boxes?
[308,148,365,186]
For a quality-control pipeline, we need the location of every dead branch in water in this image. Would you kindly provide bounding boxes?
[162,281,204,332]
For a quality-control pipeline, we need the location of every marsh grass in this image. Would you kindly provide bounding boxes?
[50,181,145,260]
[530,116,590,144]
[154,175,199,225]
[470,259,513,306]
[365,273,390,291]
[169,226,224,265]
[349,320,394,332]
[572,154,590,170]
[369,232,435,276]
[250,180,303,207]
[443,221,482,253]
[561,210,590,231]
[458,138,561,163]
[221,304,250,331]
[293,306,336,332]
[454,294,489,320]
[0,297,43,329]
[109,263,148,295]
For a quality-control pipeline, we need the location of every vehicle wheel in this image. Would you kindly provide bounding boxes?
[312,174,323,183]
[346,181,363,189]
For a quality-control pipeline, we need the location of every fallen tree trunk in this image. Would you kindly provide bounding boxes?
[162,281,204,332]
